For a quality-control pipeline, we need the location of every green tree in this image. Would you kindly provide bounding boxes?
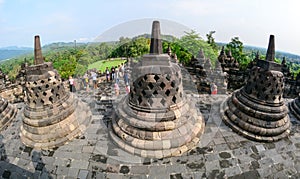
[206,31,218,52]
[225,37,249,69]
[176,30,218,65]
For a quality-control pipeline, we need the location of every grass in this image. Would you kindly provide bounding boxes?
[88,58,126,72]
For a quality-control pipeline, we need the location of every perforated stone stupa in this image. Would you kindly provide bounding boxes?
[109,21,205,158]
[0,97,17,131]
[220,35,290,142]
[20,35,92,149]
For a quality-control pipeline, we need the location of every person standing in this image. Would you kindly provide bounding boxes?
[123,69,129,85]
[105,67,110,82]
[120,63,124,77]
[111,66,115,81]
[115,66,119,83]
[84,73,89,92]
[91,71,97,89]
[114,82,120,96]
[210,83,218,95]
[83,73,88,89]
[69,76,75,92]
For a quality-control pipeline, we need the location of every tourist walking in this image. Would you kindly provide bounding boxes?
[82,73,88,89]
[105,67,110,82]
[123,69,129,85]
[210,83,217,95]
[114,82,120,96]
[69,76,76,92]
[111,66,115,81]
[120,63,125,77]
[115,66,119,83]
[91,71,97,89]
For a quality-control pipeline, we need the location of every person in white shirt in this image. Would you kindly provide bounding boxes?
[69,76,75,92]
[91,71,97,89]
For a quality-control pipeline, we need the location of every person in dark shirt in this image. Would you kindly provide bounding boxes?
[111,66,115,81]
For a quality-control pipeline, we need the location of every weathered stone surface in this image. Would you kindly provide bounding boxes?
[220,35,290,142]
[20,35,92,149]
[0,66,26,103]
[0,97,17,131]
[109,21,205,158]
[218,47,245,90]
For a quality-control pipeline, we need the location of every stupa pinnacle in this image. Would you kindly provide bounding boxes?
[149,21,163,54]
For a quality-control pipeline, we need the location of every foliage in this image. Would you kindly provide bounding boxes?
[206,31,218,53]
[162,41,192,65]
[176,30,218,65]
[109,37,150,58]
[225,37,249,70]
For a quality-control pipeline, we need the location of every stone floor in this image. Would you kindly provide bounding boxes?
[0,77,300,178]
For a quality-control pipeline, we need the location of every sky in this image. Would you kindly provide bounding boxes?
[0,0,300,55]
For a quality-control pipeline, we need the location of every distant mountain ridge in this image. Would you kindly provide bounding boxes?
[0,46,32,61]
[1,40,299,62]
[0,46,33,61]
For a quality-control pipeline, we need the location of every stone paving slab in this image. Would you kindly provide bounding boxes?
[0,81,299,178]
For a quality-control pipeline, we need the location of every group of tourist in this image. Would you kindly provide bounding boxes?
[67,62,130,96]
[111,63,131,96]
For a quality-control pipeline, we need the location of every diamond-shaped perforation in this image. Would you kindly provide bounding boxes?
[149,98,154,106]
[165,89,170,96]
[141,90,146,96]
[160,82,166,89]
[138,81,143,87]
[160,98,166,106]
[166,74,171,81]
[138,96,143,104]
[171,81,176,88]
[143,75,148,81]
[49,96,53,103]
[154,75,160,82]
[172,96,177,103]
[148,82,154,89]
[153,90,158,95]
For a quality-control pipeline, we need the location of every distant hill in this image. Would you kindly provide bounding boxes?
[0,46,32,61]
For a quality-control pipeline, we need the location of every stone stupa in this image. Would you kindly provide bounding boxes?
[0,96,17,131]
[220,35,290,142]
[20,35,92,149]
[109,21,205,158]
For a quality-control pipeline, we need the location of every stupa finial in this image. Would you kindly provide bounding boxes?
[266,35,275,62]
[149,21,162,54]
[34,35,44,65]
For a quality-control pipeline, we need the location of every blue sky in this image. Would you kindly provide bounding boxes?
[0,0,300,55]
